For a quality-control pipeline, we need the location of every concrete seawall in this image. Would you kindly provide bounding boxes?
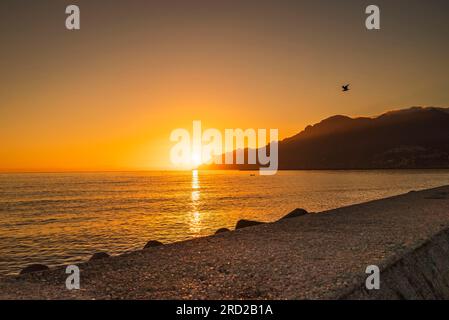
[1,185,449,299]
[343,227,449,299]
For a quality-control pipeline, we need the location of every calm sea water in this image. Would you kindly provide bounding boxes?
[1,169,448,276]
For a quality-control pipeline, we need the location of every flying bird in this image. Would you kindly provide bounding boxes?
[342,84,350,92]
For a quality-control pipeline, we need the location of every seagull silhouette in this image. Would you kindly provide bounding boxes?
[342,84,350,92]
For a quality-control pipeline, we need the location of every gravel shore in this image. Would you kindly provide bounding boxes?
[1,185,449,299]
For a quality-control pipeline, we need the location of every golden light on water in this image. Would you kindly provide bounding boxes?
[191,190,200,202]
[191,170,200,189]
[189,170,202,234]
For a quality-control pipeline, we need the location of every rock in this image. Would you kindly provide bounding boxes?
[235,219,264,229]
[215,228,231,234]
[89,252,110,261]
[20,264,49,275]
[279,208,308,220]
[144,240,164,249]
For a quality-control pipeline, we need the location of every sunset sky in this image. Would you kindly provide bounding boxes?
[1,0,448,171]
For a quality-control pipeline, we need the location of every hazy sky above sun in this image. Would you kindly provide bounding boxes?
[0,0,448,171]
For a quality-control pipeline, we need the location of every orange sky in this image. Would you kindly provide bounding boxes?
[1,0,448,171]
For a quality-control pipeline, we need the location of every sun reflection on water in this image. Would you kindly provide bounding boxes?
[192,169,200,189]
[189,170,202,234]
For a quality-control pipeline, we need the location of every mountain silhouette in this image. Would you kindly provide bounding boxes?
[203,106,449,170]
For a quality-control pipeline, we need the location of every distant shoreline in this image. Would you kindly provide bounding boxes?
[2,167,449,174]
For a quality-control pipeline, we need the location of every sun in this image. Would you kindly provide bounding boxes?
[191,153,202,166]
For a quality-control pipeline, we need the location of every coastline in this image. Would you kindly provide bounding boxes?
[1,185,449,299]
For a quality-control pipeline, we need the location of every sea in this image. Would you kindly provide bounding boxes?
[1,169,449,275]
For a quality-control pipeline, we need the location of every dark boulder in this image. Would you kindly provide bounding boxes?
[20,264,49,275]
[144,240,164,249]
[279,208,308,220]
[215,228,231,234]
[235,219,264,229]
[89,252,110,261]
